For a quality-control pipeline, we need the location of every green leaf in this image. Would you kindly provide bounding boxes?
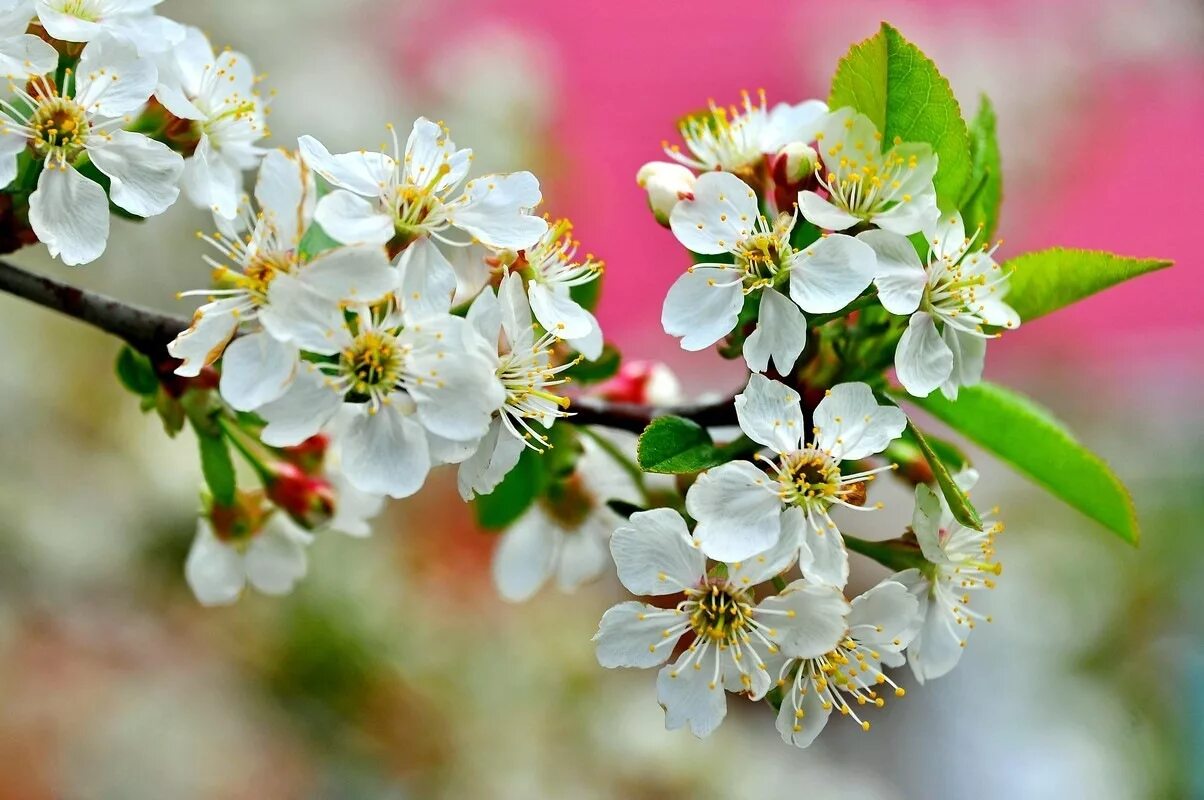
[473,446,545,530]
[297,222,342,261]
[902,419,983,531]
[1003,248,1172,323]
[828,23,972,209]
[961,95,1002,241]
[905,382,1139,543]
[637,416,751,475]
[115,345,158,396]
[197,430,236,506]
[563,343,621,385]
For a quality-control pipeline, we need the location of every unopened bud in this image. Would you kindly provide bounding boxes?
[278,434,329,476]
[595,360,683,406]
[266,462,336,530]
[636,162,696,227]
[774,143,818,185]
[209,490,271,543]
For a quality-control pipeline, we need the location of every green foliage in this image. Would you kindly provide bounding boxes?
[961,95,1003,241]
[154,389,186,437]
[570,273,602,313]
[197,430,237,506]
[1003,248,1172,323]
[902,419,983,531]
[563,343,621,385]
[115,345,158,396]
[297,222,342,261]
[906,382,1140,544]
[637,416,752,475]
[828,23,972,210]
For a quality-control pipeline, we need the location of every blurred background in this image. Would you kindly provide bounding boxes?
[1,0,1202,797]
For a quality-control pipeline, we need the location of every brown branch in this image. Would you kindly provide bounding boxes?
[0,258,738,431]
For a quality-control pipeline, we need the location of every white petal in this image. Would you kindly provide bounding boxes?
[313,189,393,246]
[0,33,58,80]
[939,324,986,401]
[244,520,310,596]
[180,134,238,218]
[594,601,683,669]
[300,243,398,304]
[798,190,859,231]
[492,507,558,602]
[327,469,385,538]
[258,367,343,447]
[726,507,802,588]
[340,400,432,499]
[657,646,728,738]
[776,672,831,748]
[28,164,109,266]
[167,297,242,376]
[760,99,827,152]
[857,229,926,315]
[873,185,939,236]
[813,381,907,461]
[734,373,804,454]
[403,316,504,441]
[184,520,245,607]
[528,283,594,340]
[465,283,502,345]
[456,417,524,500]
[895,311,953,398]
[848,579,920,654]
[742,289,807,375]
[74,35,156,116]
[297,134,394,197]
[218,330,297,411]
[799,510,849,588]
[788,233,876,313]
[88,130,183,217]
[446,243,492,306]
[757,578,849,658]
[254,149,313,246]
[924,210,967,260]
[668,171,758,254]
[36,4,103,44]
[660,267,744,350]
[555,526,610,592]
[259,273,347,355]
[395,237,457,321]
[0,128,26,188]
[449,171,547,250]
[403,117,470,191]
[610,508,705,596]
[566,310,604,360]
[686,461,783,562]
[497,271,533,351]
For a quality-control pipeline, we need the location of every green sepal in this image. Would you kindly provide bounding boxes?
[115,345,158,396]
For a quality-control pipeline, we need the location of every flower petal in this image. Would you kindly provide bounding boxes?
[857,229,926,315]
[760,99,827,152]
[776,670,831,748]
[456,417,525,501]
[254,149,314,246]
[686,461,783,562]
[395,237,457,321]
[218,330,297,411]
[88,130,183,217]
[733,372,804,454]
[939,324,986,401]
[403,316,504,441]
[812,381,907,461]
[727,506,802,588]
[742,289,807,375]
[301,243,398,305]
[555,525,610,593]
[258,367,343,447]
[656,646,728,738]
[0,33,58,80]
[527,282,593,342]
[848,579,921,654]
[184,519,245,607]
[180,133,238,218]
[668,171,758,254]
[492,507,558,602]
[894,311,953,398]
[788,233,876,313]
[74,35,156,116]
[339,400,432,499]
[610,508,705,596]
[259,273,347,355]
[28,164,110,266]
[660,267,744,351]
[244,520,310,596]
[594,601,684,669]
[297,134,394,197]
[799,510,849,588]
[167,297,242,376]
[449,171,547,250]
[758,578,849,659]
[873,184,939,236]
[313,189,393,246]
[798,190,859,231]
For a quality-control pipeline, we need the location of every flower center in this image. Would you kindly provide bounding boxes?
[59,0,101,21]
[341,330,404,398]
[685,580,754,643]
[240,251,295,298]
[665,89,767,173]
[817,135,917,218]
[734,214,794,292]
[30,98,89,159]
[776,448,842,505]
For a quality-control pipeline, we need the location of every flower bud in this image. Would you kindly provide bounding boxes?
[768,143,819,213]
[209,490,272,543]
[278,434,330,476]
[265,462,336,530]
[636,162,696,227]
[595,360,683,406]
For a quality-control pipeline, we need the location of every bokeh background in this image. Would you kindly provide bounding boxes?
[1,0,1202,797]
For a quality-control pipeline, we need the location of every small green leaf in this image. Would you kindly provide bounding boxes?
[197,430,236,506]
[569,274,602,313]
[474,445,545,530]
[961,95,1002,241]
[904,382,1139,544]
[637,416,750,475]
[1003,248,1172,323]
[563,343,621,385]
[902,420,983,531]
[297,222,342,261]
[828,23,972,209]
[115,345,158,396]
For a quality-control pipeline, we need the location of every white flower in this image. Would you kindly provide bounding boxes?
[636,160,695,225]
[252,249,504,498]
[491,430,642,602]
[457,272,576,500]
[891,470,1002,683]
[34,0,185,55]
[0,36,183,265]
[800,107,939,236]
[664,89,827,174]
[858,211,1020,398]
[594,508,849,739]
[662,171,875,372]
[685,375,906,585]
[185,511,312,607]
[767,579,920,747]
[298,118,548,251]
[155,26,267,220]
[0,2,57,81]
[519,217,604,359]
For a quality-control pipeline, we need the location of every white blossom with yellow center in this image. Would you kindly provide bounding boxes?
[34,0,185,55]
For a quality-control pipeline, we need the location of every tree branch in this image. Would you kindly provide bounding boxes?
[0,258,738,431]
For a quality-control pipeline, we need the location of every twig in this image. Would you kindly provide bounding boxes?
[0,258,738,431]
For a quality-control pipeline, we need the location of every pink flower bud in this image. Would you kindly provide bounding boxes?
[596,360,683,406]
[636,162,696,226]
[266,463,336,530]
